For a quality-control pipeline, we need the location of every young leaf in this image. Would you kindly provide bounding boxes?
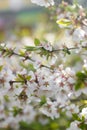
[40,96,46,106]
[26,75,31,81]
[34,38,40,46]
[0,65,3,71]
[4,95,10,102]
[76,72,87,81]
[17,74,25,81]
[72,113,81,121]
[12,106,22,117]
[28,63,36,72]
[75,78,85,91]
[25,46,40,51]
[63,48,71,55]
[56,18,72,27]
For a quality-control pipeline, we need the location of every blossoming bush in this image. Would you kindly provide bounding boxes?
[0,0,87,130]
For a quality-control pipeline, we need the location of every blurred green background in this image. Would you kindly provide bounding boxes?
[0,0,86,42]
[0,0,47,42]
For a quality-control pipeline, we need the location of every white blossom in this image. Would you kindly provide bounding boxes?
[80,107,87,120]
[72,28,85,43]
[67,121,81,130]
[31,0,54,7]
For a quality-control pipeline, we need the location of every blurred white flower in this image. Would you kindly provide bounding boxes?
[80,107,87,119]
[83,60,87,70]
[40,98,59,119]
[67,121,81,130]
[72,28,85,43]
[66,104,79,117]
[31,0,54,7]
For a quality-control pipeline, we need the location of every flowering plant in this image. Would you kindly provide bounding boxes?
[0,0,87,130]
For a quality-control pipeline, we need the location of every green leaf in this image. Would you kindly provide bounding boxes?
[26,75,31,80]
[79,122,87,129]
[63,48,71,55]
[28,63,36,72]
[39,47,51,59]
[56,18,72,27]
[34,38,40,46]
[20,62,36,72]
[76,72,87,81]
[12,106,22,117]
[17,74,24,80]
[0,65,3,71]
[25,46,40,51]
[75,71,87,90]
[19,50,25,56]
[72,113,81,121]
[40,96,46,106]
[19,121,30,129]
[75,80,84,90]
[4,95,10,102]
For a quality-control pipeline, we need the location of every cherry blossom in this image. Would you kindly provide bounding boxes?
[31,0,54,7]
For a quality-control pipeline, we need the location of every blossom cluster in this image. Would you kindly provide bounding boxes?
[0,0,87,130]
[0,49,76,128]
